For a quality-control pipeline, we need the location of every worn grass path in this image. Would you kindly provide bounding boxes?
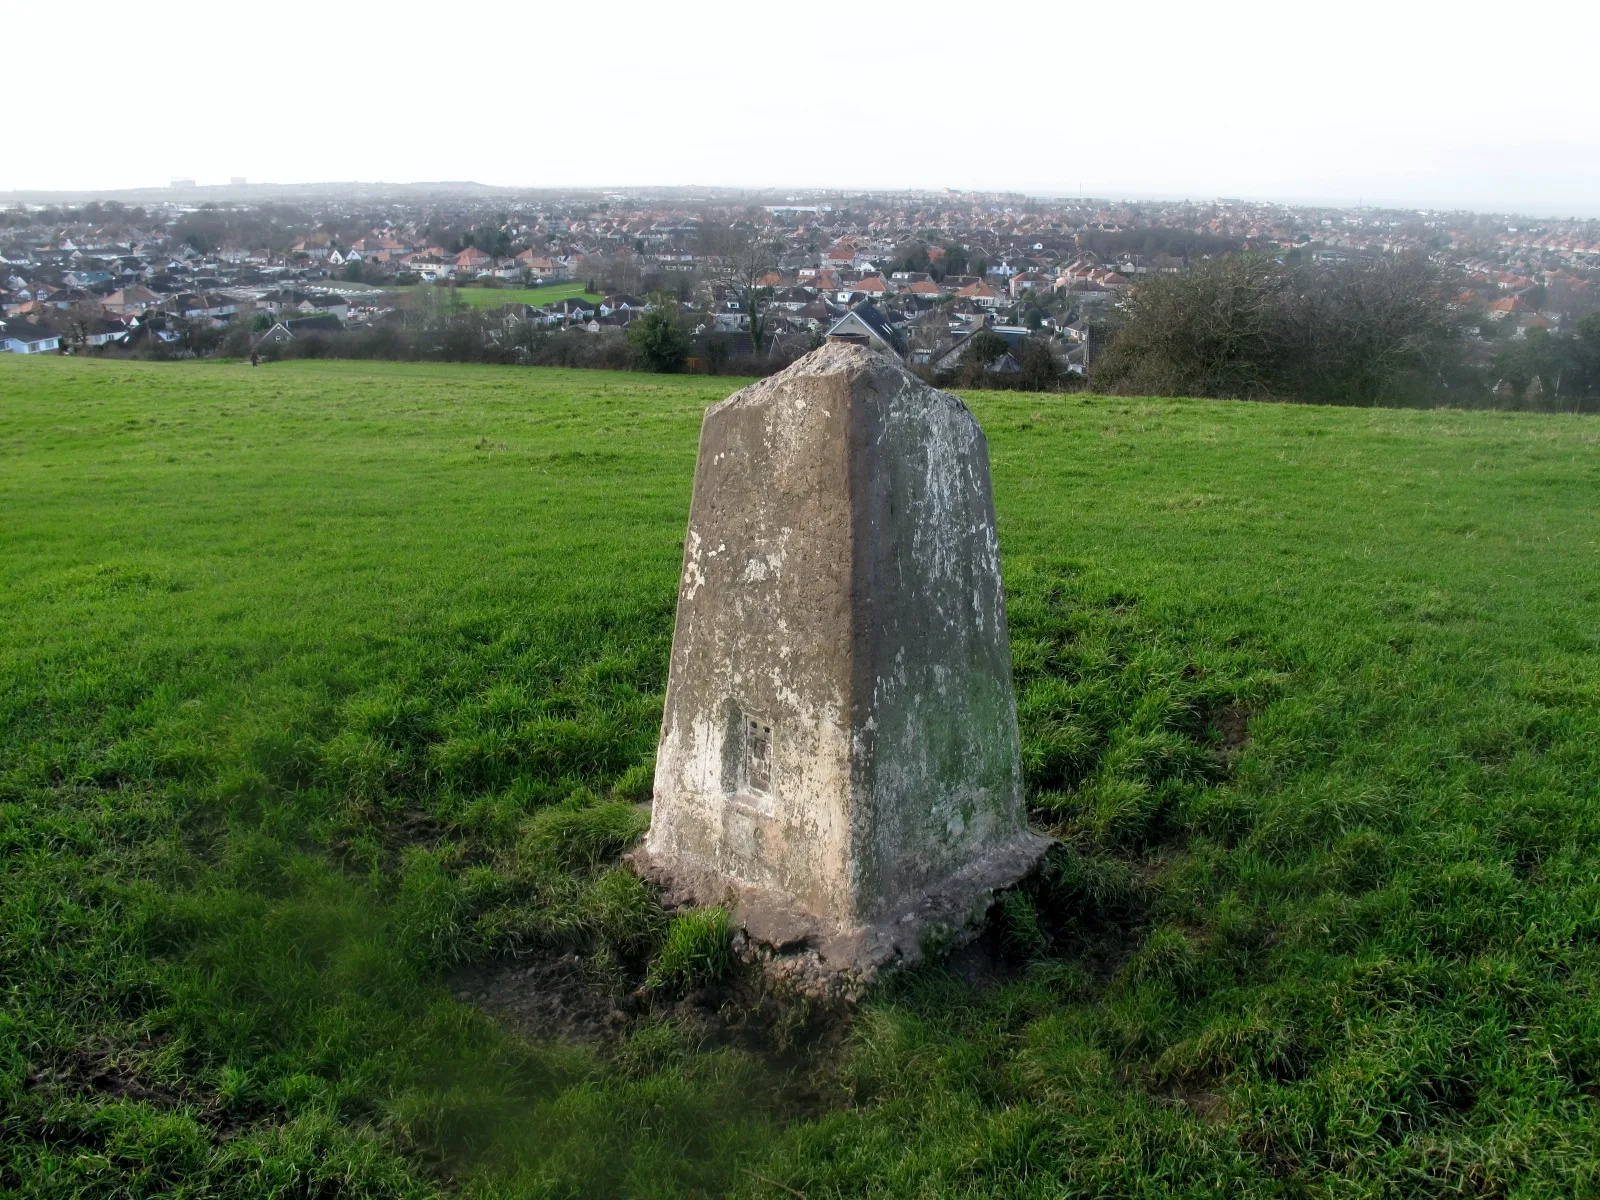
[2,356,1599,1198]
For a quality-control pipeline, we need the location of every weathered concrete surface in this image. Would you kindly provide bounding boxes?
[634,342,1049,986]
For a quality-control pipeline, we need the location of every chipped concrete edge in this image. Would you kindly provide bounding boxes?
[628,828,1055,1001]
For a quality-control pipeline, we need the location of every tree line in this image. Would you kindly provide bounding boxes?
[1091,254,1600,411]
[1487,320,1600,408]
[213,301,804,378]
[84,250,1600,412]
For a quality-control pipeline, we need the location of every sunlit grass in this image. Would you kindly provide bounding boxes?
[398,281,602,309]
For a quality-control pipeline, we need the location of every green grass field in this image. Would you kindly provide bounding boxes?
[3,355,1599,1198]
[402,282,603,309]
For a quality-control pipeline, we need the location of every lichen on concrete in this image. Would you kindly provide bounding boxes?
[633,342,1050,990]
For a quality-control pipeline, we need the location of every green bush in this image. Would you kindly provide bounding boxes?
[1091,252,1464,406]
[625,302,690,373]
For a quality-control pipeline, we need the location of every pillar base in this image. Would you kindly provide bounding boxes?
[630,828,1053,999]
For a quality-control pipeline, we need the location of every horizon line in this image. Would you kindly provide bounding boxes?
[3,180,1596,223]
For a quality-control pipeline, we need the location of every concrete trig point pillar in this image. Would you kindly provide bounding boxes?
[636,343,1049,985]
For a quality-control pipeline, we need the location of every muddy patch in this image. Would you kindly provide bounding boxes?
[937,923,1037,992]
[452,946,850,1077]
[22,1039,243,1132]
[454,952,634,1044]
[1214,704,1252,756]
[1171,1086,1232,1125]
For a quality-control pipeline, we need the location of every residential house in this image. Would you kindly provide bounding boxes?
[287,314,343,334]
[1009,271,1052,298]
[837,277,889,305]
[120,315,181,348]
[794,300,833,328]
[171,293,240,322]
[955,280,1007,309]
[544,297,596,322]
[824,301,904,361]
[102,285,162,315]
[401,251,452,279]
[259,314,344,345]
[77,316,129,347]
[1487,295,1534,321]
[43,289,93,309]
[0,319,62,353]
[599,294,645,317]
[294,294,349,318]
[931,331,980,372]
[515,250,562,280]
[931,323,1033,373]
[825,242,871,271]
[771,286,815,312]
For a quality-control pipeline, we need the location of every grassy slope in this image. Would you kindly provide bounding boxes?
[2,357,1599,1198]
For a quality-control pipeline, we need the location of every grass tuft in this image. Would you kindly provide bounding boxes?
[520,795,650,870]
[648,907,734,991]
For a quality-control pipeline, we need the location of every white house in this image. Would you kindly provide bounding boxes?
[401,253,453,280]
[0,321,62,353]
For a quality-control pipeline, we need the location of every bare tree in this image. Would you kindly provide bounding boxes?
[1278,254,1456,405]
[700,223,780,353]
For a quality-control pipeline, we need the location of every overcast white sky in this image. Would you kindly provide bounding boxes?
[10,0,1599,215]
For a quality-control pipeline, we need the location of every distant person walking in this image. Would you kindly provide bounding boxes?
[250,350,259,367]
